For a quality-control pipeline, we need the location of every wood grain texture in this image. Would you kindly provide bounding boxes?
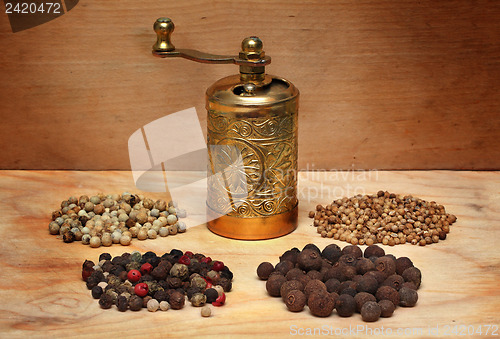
[0,1,499,170]
[0,170,498,338]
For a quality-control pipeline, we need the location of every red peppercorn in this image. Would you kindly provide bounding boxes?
[203,277,213,289]
[127,269,142,283]
[184,251,194,258]
[140,263,153,275]
[212,261,224,272]
[201,257,212,264]
[178,255,191,265]
[134,282,149,297]
[212,292,226,306]
[82,268,93,282]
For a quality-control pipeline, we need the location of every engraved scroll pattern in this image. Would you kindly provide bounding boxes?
[207,110,298,217]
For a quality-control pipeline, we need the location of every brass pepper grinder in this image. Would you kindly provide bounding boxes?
[152,17,299,240]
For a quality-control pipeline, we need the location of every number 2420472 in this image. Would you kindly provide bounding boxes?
[5,2,61,14]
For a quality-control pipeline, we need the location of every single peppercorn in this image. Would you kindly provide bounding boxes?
[116,295,128,312]
[304,279,327,299]
[321,244,342,264]
[382,274,405,291]
[285,268,304,281]
[201,305,211,317]
[335,294,356,317]
[147,298,160,312]
[342,245,362,258]
[356,276,378,295]
[399,287,418,307]
[354,292,377,313]
[302,243,321,254]
[364,271,386,285]
[374,256,396,277]
[91,286,103,299]
[378,299,395,317]
[285,290,307,312]
[308,291,335,317]
[98,294,113,309]
[266,275,287,297]
[395,257,414,275]
[169,290,185,310]
[275,260,294,275]
[280,248,300,264]
[361,301,381,322]
[191,293,207,307]
[324,278,341,294]
[128,295,143,311]
[356,258,375,275]
[204,288,219,303]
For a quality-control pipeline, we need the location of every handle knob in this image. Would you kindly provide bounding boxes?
[153,17,175,52]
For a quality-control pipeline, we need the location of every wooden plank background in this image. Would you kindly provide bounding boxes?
[0,0,499,170]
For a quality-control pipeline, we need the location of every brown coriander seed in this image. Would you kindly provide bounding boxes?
[285,290,307,312]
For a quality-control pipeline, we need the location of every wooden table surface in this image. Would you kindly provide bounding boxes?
[0,170,498,338]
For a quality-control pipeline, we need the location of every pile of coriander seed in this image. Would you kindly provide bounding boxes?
[48,193,187,248]
[309,191,457,246]
[257,244,421,322]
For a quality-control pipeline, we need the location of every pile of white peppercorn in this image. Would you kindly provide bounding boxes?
[309,191,457,246]
[49,193,187,248]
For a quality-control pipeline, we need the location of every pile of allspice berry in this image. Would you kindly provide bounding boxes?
[82,250,232,316]
[309,191,457,246]
[257,244,421,322]
[48,193,187,248]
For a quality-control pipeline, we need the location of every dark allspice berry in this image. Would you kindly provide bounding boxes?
[275,260,294,275]
[280,280,304,301]
[356,276,378,295]
[285,268,304,281]
[322,244,342,264]
[266,275,287,297]
[402,267,422,288]
[361,301,381,322]
[335,294,356,317]
[382,274,405,291]
[303,243,321,254]
[280,249,299,264]
[399,287,418,307]
[304,279,327,299]
[379,299,396,317]
[285,290,306,312]
[364,270,386,285]
[297,249,323,271]
[374,257,396,277]
[257,262,274,280]
[354,292,376,313]
[98,294,113,309]
[341,245,362,258]
[356,257,375,275]
[308,291,335,317]
[306,270,323,281]
[396,257,414,275]
[364,245,385,258]
[376,286,400,307]
[338,254,357,267]
[129,295,143,311]
[324,278,341,293]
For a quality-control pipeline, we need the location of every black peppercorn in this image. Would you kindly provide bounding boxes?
[375,286,400,307]
[297,249,323,271]
[129,295,143,311]
[399,287,418,307]
[378,299,395,317]
[266,275,287,297]
[364,245,385,258]
[218,277,232,292]
[396,257,414,275]
[101,261,113,273]
[166,276,183,289]
[321,244,342,264]
[98,294,113,309]
[356,276,378,295]
[99,253,112,262]
[361,301,381,322]
[116,295,128,312]
[257,262,275,280]
[82,260,95,270]
[186,287,202,300]
[151,266,168,280]
[335,294,356,317]
[86,275,101,290]
[285,290,306,312]
[308,291,335,317]
[354,292,376,313]
[220,267,233,280]
[280,280,304,301]
[382,274,404,291]
[62,231,75,243]
[204,288,219,303]
[402,267,422,288]
[374,256,396,277]
[169,290,185,310]
[154,290,168,302]
[304,279,327,299]
[91,285,103,299]
[341,245,362,258]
